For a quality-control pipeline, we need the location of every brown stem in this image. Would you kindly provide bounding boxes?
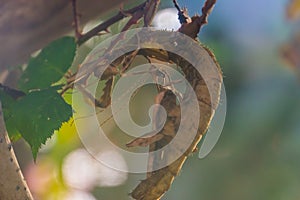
[198,0,217,32]
[173,0,181,12]
[71,0,82,39]
[77,1,147,45]
[0,102,34,200]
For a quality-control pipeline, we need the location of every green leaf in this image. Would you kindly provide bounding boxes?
[10,88,73,159]
[0,89,21,140]
[19,36,76,92]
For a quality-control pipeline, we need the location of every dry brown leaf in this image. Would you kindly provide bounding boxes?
[123,3,222,197]
[79,32,222,199]
[128,44,222,200]
[94,49,139,108]
[77,1,221,197]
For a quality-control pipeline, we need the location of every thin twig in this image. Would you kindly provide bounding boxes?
[172,0,191,24]
[173,0,181,12]
[71,0,82,39]
[198,0,217,32]
[60,83,73,96]
[77,1,147,45]
[143,0,160,27]
[176,0,217,38]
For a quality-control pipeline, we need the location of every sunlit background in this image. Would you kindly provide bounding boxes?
[12,0,300,199]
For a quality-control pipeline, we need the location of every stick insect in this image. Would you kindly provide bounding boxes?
[71,0,222,199]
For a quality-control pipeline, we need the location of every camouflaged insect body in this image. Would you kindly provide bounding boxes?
[127,30,222,200]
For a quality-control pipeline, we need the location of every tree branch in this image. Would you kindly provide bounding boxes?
[176,0,217,39]
[0,101,33,200]
[198,0,217,32]
[71,0,82,39]
[77,1,147,45]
